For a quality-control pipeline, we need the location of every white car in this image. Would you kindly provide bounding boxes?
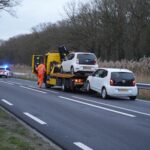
[0,65,12,78]
[86,68,138,100]
[61,52,98,74]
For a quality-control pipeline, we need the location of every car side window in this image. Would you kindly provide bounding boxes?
[67,54,74,60]
[99,70,108,78]
[92,70,100,77]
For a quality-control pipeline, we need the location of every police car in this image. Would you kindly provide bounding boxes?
[0,65,12,78]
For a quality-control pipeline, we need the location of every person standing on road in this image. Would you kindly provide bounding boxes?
[36,62,46,88]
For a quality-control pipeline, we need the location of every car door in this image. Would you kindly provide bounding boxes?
[98,69,108,92]
[91,69,108,93]
[90,69,101,92]
[62,53,74,72]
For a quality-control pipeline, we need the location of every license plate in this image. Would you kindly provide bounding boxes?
[118,89,128,92]
[83,66,91,69]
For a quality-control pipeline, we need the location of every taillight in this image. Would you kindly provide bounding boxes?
[110,80,115,86]
[72,79,83,84]
[93,59,97,64]
[132,80,136,86]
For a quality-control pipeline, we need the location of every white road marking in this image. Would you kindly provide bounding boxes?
[42,89,59,94]
[24,112,47,125]
[29,86,59,94]
[74,142,93,150]
[73,96,150,117]
[0,81,14,85]
[1,99,13,106]
[59,96,135,117]
[7,81,22,85]
[137,99,150,103]
[20,86,47,94]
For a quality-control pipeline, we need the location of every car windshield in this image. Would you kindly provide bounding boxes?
[111,72,135,86]
[77,54,96,65]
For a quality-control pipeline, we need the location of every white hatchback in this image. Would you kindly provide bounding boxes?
[86,68,138,100]
[61,52,98,74]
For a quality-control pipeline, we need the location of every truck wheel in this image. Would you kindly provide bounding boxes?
[101,87,107,99]
[62,79,68,92]
[45,82,51,88]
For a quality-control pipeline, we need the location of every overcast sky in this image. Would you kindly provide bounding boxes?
[0,0,80,41]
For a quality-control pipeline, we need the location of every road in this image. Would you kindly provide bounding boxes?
[0,78,150,150]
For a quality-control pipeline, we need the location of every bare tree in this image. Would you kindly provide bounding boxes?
[0,0,20,15]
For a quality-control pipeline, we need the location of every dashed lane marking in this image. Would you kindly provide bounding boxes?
[74,142,93,150]
[1,99,13,106]
[24,112,47,125]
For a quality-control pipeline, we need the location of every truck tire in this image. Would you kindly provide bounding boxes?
[45,82,51,88]
[62,79,68,92]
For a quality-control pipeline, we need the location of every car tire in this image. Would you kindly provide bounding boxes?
[70,66,74,74]
[86,81,91,92]
[101,87,107,99]
[129,96,136,100]
[60,66,63,73]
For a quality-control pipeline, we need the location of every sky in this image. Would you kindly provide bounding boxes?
[0,0,79,41]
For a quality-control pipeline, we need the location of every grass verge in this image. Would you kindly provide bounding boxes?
[0,107,56,150]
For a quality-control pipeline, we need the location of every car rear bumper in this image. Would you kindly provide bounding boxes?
[107,86,138,97]
[74,65,98,72]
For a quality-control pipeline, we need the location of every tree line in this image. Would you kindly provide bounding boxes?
[0,0,149,65]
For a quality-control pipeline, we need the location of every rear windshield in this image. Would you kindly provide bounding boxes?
[111,72,135,86]
[77,54,96,65]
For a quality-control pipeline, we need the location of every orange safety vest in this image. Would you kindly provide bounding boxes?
[36,64,46,75]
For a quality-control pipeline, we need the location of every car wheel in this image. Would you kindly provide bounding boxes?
[70,66,74,74]
[60,66,63,73]
[129,96,136,100]
[86,81,91,92]
[101,87,107,99]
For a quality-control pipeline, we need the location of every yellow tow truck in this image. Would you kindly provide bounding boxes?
[32,51,87,91]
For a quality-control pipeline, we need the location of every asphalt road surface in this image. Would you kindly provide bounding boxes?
[0,78,150,150]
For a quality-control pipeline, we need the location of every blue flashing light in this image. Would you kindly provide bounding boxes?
[4,65,8,68]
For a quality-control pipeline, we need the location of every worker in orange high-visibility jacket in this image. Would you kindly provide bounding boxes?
[36,63,46,88]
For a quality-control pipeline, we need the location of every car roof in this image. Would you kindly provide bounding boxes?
[98,68,133,73]
[71,52,95,54]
